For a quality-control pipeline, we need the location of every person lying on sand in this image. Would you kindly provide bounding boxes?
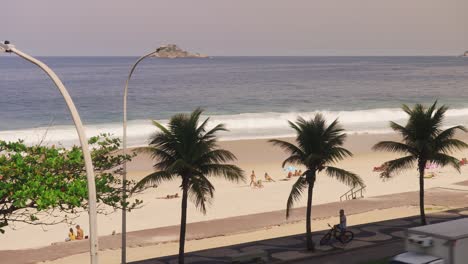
[460,158,468,166]
[166,193,179,199]
[264,172,275,182]
[373,163,388,172]
[253,179,264,188]
[250,170,257,186]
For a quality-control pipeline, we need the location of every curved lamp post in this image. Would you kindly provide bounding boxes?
[121,48,159,264]
[0,41,99,264]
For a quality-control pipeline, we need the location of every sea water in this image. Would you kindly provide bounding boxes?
[1,56,468,146]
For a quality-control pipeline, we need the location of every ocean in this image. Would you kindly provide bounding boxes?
[1,56,468,147]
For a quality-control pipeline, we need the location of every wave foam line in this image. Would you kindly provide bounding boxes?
[0,107,467,147]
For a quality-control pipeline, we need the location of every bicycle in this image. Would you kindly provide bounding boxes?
[319,223,354,246]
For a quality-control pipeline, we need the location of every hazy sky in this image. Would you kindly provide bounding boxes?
[2,0,468,56]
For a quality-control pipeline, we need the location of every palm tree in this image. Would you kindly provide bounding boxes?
[373,102,467,225]
[269,114,363,251]
[134,108,245,264]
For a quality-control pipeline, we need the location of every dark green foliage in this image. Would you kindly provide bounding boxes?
[134,108,245,264]
[373,101,468,225]
[270,114,363,250]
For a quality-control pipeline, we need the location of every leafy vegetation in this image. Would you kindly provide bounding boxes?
[0,133,141,234]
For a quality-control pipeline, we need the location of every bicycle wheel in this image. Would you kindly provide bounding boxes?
[338,231,354,244]
[320,232,332,245]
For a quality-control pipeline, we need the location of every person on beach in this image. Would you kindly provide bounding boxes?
[76,225,84,240]
[264,172,275,182]
[66,228,76,242]
[165,193,179,199]
[335,209,347,234]
[287,171,293,178]
[298,170,303,176]
[255,179,264,188]
[250,170,256,186]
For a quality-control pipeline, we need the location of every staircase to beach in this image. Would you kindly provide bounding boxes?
[340,184,366,202]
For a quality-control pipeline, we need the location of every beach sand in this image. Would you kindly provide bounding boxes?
[2,132,468,257]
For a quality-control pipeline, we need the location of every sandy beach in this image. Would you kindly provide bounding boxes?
[2,132,468,261]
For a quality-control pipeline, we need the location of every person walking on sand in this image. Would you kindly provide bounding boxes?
[76,225,84,240]
[264,172,275,182]
[250,170,257,186]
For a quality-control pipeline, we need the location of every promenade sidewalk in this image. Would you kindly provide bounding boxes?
[2,184,468,264]
[130,208,468,263]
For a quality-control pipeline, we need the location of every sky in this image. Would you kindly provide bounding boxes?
[2,0,468,56]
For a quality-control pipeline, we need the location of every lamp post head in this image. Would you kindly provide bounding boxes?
[0,41,14,53]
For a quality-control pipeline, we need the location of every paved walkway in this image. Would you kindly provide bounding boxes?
[130,208,468,263]
[3,184,468,264]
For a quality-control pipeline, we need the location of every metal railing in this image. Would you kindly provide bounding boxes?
[340,184,366,202]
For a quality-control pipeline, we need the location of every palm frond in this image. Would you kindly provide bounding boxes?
[286,176,308,218]
[389,121,409,136]
[203,123,228,140]
[324,147,353,164]
[200,164,245,183]
[132,171,175,192]
[325,166,363,187]
[435,125,467,143]
[151,120,170,134]
[281,155,303,168]
[269,139,304,157]
[196,149,237,164]
[431,153,461,172]
[188,175,215,214]
[434,138,468,154]
[372,141,415,154]
[381,155,416,179]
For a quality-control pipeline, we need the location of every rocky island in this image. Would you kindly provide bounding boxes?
[152,44,208,58]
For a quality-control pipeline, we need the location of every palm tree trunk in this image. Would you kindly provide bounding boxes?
[178,178,189,264]
[306,172,316,251]
[418,160,427,225]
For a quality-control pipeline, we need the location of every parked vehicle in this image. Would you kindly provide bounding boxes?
[391,218,468,264]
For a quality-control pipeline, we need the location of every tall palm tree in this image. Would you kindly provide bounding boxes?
[134,108,245,264]
[373,102,467,225]
[269,114,363,251]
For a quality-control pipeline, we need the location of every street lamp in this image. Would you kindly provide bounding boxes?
[0,41,99,264]
[121,48,159,264]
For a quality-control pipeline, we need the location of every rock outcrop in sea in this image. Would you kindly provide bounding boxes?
[152,44,208,58]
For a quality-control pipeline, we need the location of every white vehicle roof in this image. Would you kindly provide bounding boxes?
[393,252,442,264]
[409,218,468,240]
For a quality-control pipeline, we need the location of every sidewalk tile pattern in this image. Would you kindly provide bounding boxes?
[131,208,467,264]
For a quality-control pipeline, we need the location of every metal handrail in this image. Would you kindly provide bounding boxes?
[340,184,366,202]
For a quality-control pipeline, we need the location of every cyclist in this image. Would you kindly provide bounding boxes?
[335,209,347,235]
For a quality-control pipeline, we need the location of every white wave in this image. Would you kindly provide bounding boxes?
[1,107,467,147]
